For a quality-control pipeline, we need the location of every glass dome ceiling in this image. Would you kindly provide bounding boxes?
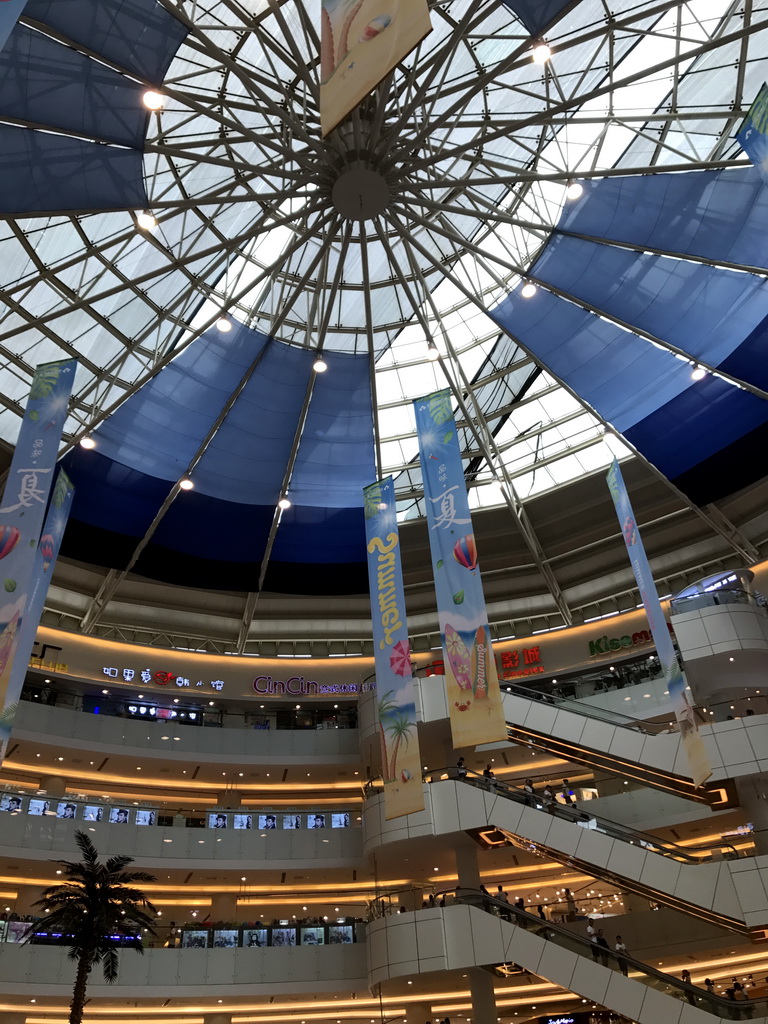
[1,0,767,645]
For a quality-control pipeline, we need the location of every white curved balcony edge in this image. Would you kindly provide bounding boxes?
[0,814,363,869]
[363,780,768,931]
[11,703,359,765]
[367,905,753,1024]
[0,944,366,998]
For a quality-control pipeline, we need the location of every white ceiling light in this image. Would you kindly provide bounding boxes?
[426,342,439,361]
[178,477,194,491]
[565,182,584,200]
[216,317,233,332]
[136,210,157,230]
[521,283,537,298]
[79,436,96,450]
[143,91,165,111]
[278,497,291,510]
[313,356,328,372]
[531,43,552,64]
[691,365,707,380]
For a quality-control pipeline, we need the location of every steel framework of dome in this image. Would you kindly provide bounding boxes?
[1,0,768,654]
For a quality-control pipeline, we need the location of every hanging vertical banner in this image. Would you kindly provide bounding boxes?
[0,469,74,760]
[363,477,424,820]
[320,0,432,136]
[413,390,507,749]
[606,459,711,787]
[0,360,76,764]
[0,0,27,52]
[737,83,768,186]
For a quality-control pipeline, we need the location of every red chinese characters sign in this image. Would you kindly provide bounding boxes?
[498,645,544,679]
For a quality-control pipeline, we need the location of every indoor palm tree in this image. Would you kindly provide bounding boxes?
[29,830,157,1024]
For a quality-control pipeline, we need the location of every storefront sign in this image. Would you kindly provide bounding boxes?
[588,630,652,656]
[499,645,545,678]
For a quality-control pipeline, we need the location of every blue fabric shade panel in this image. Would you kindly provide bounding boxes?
[61,324,377,594]
[0,0,187,214]
[500,0,581,34]
[492,167,768,505]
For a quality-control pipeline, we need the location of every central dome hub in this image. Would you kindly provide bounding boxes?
[331,167,390,220]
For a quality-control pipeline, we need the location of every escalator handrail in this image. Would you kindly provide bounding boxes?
[503,681,673,735]
[452,889,763,1018]
[421,770,741,864]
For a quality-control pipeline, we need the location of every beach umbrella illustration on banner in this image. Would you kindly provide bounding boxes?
[389,639,412,677]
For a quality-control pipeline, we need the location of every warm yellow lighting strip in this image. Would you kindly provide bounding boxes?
[3,761,362,794]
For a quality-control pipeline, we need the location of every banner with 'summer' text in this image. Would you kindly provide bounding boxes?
[363,476,424,819]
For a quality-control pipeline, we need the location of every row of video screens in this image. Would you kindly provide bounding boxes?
[180,924,355,948]
[0,794,351,829]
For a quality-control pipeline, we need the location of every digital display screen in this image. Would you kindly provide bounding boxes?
[258,814,277,830]
[109,807,130,824]
[270,928,296,947]
[233,813,253,829]
[328,925,354,944]
[243,928,267,947]
[28,799,51,816]
[331,813,349,828]
[0,794,23,813]
[83,806,103,822]
[209,813,229,829]
[300,927,325,946]
[306,813,326,829]
[57,802,78,820]
[181,930,209,949]
[213,929,239,948]
[283,814,302,829]
[135,809,156,826]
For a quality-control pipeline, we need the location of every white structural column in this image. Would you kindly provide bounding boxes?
[468,966,497,1024]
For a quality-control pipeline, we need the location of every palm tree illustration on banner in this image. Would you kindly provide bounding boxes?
[376,689,399,782]
[27,830,157,1024]
[386,710,416,782]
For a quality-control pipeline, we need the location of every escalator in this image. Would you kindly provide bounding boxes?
[500,683,730,806]
[418,771,767,937]
[370,897,765,1024]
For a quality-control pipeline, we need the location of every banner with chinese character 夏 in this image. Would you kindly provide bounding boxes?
[320,0,432,136]
[363,476,425,819]
[0,360,77,764]
[0,0,27,52]
[606,459,711,787]
[1,469,74,757]
[737,84,768,186]
[413,390,507,749]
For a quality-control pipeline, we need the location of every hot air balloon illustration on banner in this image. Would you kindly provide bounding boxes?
[453,533,478,571]
[40,534,54,572]
[0,526,20,561]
